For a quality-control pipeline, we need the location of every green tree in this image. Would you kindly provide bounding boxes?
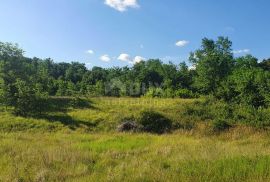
[189,37,234,94]
[217,56,270,107]
[13,79,48,116]
[259,58,270,71]
[0,42,48,115]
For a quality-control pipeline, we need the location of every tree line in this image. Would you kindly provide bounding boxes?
[0,37,269,116]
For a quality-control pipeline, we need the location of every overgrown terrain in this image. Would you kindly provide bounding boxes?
[0,98,270,181]
[2,124,270,181]
[0,97,196,133]
[0,37,270,181]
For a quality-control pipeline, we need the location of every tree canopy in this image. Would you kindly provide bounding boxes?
[0,37,269,115]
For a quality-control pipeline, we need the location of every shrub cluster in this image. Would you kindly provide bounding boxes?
[183,97,270,129]
[118,111,172,134]
[145,87,198,99]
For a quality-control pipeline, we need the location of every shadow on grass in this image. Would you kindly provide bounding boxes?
[35,113,100,130]
[45,97,97,112]
[33,97,99,130]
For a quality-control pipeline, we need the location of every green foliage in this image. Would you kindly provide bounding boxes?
[145,87,197,99]
[217,55,270,108]
[184,97,270,129]
[189,37,234,94]
[137,110,172,134]
[13,79,48,116]
[259,58,270,71]
[0,42,49,116]
[0,42,24,59]
[211,119,231,132]
[162,88,175,98]
[0,38,269,128]
[175,88,197,98]
[145,87,164,98]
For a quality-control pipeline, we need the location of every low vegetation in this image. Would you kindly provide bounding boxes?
[0,97,194,133]
[2,130,270,181]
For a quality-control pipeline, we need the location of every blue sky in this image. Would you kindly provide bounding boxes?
[0,0,270,68]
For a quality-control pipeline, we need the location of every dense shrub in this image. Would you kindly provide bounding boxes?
[211,119,231,132]
[233,106,270,128]
[184,97,270,129]
[216,58,270,108]
[13,79,49,116]
[145,87,198,99]
[162,88,175,98]
[183,99,214,120]
[175,89,197,98]
[145,87,164,98]
[137,110,172,134]
[173,120,195,130]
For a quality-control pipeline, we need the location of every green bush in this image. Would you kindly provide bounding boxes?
[13,79,48,116]
[233,106,270,128]
[162,88,175,98]
[212,119,231,132]
[183,100,214,120]
[145,87,164,98]
[184,97,270,129]
[137,110,172,134]
[145,88,198,99]
[175,89,197,98]
[216,65,270,108]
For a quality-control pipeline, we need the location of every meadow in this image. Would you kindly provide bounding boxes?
[1,98,270,181]
[0,97,197,133]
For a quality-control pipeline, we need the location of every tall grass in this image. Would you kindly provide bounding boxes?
[1,97,270,181]
[1,132,270,181]
[0,97,197,133]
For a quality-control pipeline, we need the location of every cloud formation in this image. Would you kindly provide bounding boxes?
[233,49,250,54]
[133,56,145,64]
[100,55,111,62]
[117,53,145,64]
[104,0,139,12]
[86,50,94,54]
[175,40,189,47]
[118,53,131,62]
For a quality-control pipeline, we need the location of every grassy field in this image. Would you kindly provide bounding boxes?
[0,97,197,133]
[1,98,270,181]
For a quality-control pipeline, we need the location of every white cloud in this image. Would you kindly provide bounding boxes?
[118,53,131,62]
[100,54,111,62]
[104,0,139,12]
[140,44,144,49]
[133,56,145,64]
[117,53,145,64]
[233,49,250,54]
[175,40,189,47]
[86,50,94,54]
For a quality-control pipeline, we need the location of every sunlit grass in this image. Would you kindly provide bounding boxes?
[0,97,198,132]
[1,132,270,181]
[1,97,270,181]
